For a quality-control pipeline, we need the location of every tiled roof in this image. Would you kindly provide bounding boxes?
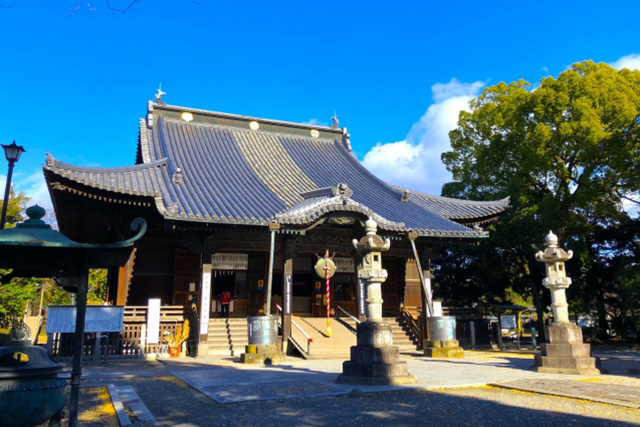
[388,184,510,222]
[44,102,506,238]
[44,154,167,197]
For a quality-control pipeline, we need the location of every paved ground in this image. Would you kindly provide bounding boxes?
[71,347,640,426]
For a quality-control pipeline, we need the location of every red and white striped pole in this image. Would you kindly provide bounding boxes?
[324,250,332,337]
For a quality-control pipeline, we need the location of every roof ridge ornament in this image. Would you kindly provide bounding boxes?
[331,113,339,129]
[332,183,353,200]
[167,203,179,216]
[155,85,166,106]
[341,128,352,152]
[172,168,183,185]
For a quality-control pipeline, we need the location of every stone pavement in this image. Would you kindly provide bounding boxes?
[94,348,637,407]
[75,347,640,424]
[492,378,640,408]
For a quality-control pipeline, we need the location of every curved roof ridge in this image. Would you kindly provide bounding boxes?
[388,183,510,206]
[44,153,168,201]
[161,115,338,144]
[274,195,406,231]
[45,153,168,173]
[151,102,344,134]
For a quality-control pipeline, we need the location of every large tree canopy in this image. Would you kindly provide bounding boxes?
[439,61,640,339]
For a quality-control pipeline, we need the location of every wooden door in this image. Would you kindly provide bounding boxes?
[173,249,202,306]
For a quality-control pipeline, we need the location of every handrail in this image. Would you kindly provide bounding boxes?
[275,303,312,355]
[336,305,360,325]
[400,306,423,350]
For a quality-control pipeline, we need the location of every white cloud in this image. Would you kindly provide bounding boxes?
[610,53,640,71]
[361,78,484,195]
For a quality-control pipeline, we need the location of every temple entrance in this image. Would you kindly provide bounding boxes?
[333,273,357,316]
[210,270,248,317]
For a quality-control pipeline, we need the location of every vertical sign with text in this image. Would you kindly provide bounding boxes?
[358,278,366,317]
[200,270,211,335]
[284,274,292,315]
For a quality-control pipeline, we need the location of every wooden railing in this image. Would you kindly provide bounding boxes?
[400,306,423,349]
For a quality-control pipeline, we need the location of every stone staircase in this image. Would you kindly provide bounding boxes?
[290,316,418,360]
[384,317,419,353]
[203,316,418,359]
[205,318,248,357]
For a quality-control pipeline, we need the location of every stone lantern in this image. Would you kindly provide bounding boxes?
[337,218,416,385]
[532,231,599,375]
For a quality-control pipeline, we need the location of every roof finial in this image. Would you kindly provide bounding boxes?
[155,84,166,106]
[331,111,339,129]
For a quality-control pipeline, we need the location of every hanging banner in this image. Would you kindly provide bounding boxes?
[212,253,248,270]
[200,271,211,335]
[334,257,355,273]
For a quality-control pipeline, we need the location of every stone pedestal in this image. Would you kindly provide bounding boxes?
[240,344,285,365]
[337,322,416,385]
[532,323,599,375]
[423,339,464,358]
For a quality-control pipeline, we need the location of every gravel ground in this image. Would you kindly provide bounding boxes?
[91,377,640,426]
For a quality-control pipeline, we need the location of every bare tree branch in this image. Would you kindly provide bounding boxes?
[106,0,139,14]
[619,193,640,206]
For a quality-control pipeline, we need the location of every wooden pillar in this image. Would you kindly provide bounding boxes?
[282,258,293,352]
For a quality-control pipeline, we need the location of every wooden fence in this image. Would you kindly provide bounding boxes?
[47,306,185,360]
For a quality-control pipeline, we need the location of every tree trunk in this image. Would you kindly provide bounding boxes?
[527,273,546,342]
[595,292,609,341]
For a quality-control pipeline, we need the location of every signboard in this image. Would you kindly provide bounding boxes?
[358,277,366,316]
[257,279,264,291]
[433,301,443,317]
[500,314,517,329]
[284,274,292,315]
[200,271,211,335]
[212,253,248,270]
[147,299,161,344]
[334,257,355,273]
[47,306,125,334]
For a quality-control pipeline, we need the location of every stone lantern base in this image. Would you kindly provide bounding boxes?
[240,344,286,365]
[337,322,416,385]
[423,339,464,358]
[532,323,599,375]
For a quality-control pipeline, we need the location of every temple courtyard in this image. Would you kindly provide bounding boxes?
[60,347,640,426]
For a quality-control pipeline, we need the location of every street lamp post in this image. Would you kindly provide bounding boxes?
[1,141,25,230]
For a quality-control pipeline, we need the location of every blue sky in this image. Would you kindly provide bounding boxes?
[1,0,640,214]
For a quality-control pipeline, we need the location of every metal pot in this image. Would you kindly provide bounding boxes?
[0,345,68,427]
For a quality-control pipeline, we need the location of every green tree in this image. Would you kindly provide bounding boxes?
[0,187,30,227]
[87,269,108,304]
[0,187,34,325]
[440,61,640,339]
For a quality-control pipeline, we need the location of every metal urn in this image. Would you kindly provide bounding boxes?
[0,323,67,427]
